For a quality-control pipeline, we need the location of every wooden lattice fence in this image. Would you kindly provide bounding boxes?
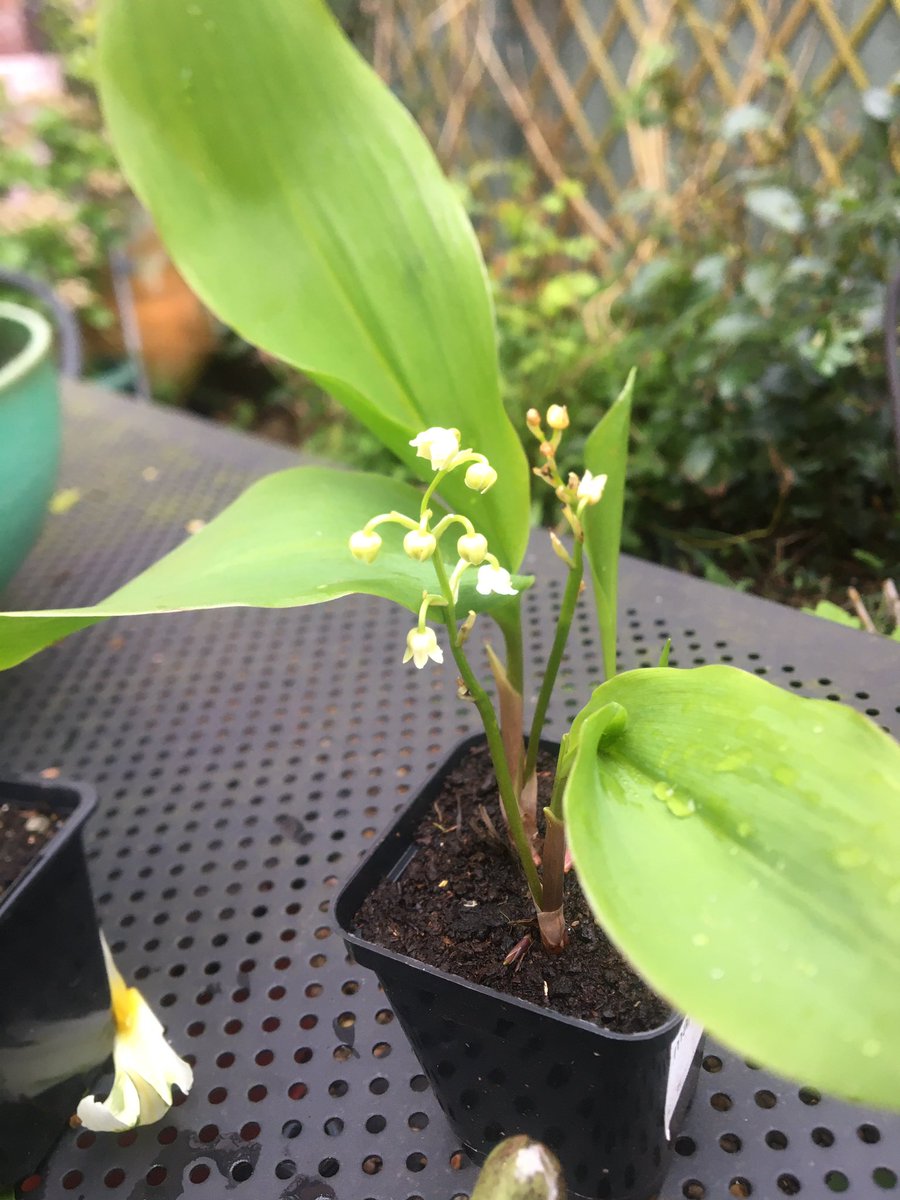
[343,0,900,263]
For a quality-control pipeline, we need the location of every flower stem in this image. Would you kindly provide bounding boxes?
[432,554,543,907]
[499,605,524,696]
[523,537,584,784]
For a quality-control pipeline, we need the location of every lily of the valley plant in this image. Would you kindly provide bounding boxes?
[0,0,897,1113]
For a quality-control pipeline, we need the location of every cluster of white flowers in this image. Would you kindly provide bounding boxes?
[349,416,607,670]
[349,426,516,669]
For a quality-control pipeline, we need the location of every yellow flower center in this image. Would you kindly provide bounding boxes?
[110,977,142,1034]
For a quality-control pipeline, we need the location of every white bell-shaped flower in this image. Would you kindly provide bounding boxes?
[402,626,444,669]
[409,427,461,471]
[76,935,193,1132]
[476,564,518,597]
[576,470,608,506]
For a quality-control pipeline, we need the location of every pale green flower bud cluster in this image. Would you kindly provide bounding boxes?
[526,405,608,539]
[348,426,517,669]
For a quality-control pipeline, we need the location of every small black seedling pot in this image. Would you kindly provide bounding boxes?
[336,735,703,1200]
[0,778,113,1187]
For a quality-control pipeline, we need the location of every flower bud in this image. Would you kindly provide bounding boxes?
[465,461,498,494]
[403,528,437,561]
[549,530,574,567]
[576,469,608,506]
[546,404,569,430]
[457,532,488,565]
[349,528,382,563]
[526,408,542,429]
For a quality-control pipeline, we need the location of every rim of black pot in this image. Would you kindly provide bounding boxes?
[336,733,685,1043]
[0,777,97,919]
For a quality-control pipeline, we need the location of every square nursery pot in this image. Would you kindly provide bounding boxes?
[337,735,704,1200]
[0,778,113,1188]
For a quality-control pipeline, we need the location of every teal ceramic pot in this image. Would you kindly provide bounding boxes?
[0,302,60,592]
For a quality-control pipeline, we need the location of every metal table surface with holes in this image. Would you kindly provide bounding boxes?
[1,381,898,1200]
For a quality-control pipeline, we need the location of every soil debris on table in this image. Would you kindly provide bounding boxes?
[355,742,671,1033]
[0,801,63,898]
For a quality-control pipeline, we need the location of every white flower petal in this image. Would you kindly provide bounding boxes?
[475,565,518,597]
[409,427,460,471]
[77,1071,142,1133]
[403,627,442,669]
[77,934,194,1133]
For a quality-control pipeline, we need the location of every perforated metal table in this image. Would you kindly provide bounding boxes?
[2,383,898,1200]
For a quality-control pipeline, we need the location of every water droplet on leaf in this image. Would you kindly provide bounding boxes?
[713,749,752,772]
[653,781,695,818]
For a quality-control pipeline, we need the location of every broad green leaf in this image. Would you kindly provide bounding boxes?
[97,0,530,570]
[0,468,529,671]
[565,666,900,1110]
[582,370,634,680]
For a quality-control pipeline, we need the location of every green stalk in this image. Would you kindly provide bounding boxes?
[432,554,542,906]
[498,601,524,695]
[523,537,584,783]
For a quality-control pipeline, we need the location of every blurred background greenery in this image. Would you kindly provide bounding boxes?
[0,0,897,622]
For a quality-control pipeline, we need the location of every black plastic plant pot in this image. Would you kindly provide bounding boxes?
[0,778,113,1188]
[336,735,704,1200]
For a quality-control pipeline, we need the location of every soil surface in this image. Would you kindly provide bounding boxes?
[0,800,63,898]
[355,742,670,1034]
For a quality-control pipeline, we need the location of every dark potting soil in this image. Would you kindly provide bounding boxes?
[355,742,671,1034]
[0,800,63,898]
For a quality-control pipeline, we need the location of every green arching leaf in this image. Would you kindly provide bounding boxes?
[97,0,530,570]
[565,665,900,1110]
[582,369,635,679]
[0,467,530,671]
